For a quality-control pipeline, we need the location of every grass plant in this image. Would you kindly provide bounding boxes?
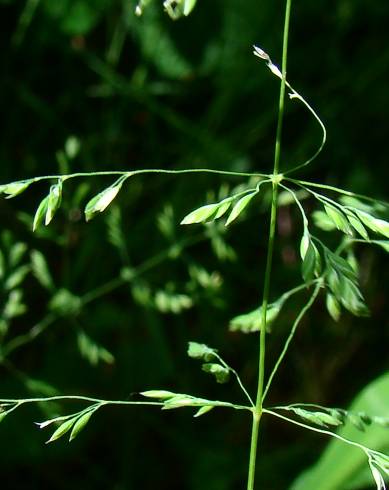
[1,1,388,488]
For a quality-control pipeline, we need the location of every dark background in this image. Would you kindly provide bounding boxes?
[0,0,388,489]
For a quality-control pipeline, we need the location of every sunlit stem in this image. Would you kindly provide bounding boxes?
[247,0,293,489]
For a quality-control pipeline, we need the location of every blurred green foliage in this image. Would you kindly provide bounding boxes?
[0,0,388,489]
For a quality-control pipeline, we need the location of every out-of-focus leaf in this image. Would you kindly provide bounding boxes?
[229,299,283,333]
[187,342,217,361]
[65,136,80,159]
[4,265,30,290]
[201,363,230,384]
[154,290,193,313]
[9,242,28,267]
[77,330,114,366]
[284,407,344,428]
[312,210,337,232]
[326,293,341,322]
[30,250,54,290]
[59,0,107,35]
[3,289,27,318]
[49,289,81,316]
[289,373,389,490]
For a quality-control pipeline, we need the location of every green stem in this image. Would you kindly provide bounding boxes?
[246,1,293,489]
[247,411,261,490]
[262,280,322,402]
[14,167,268,185]
[263,409,371,455]
[0,395,251,412]
[285,177,389,207]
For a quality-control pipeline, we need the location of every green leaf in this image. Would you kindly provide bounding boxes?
[288,407,344,428]
[278,189,310,207]
[187,342,217,361]
[302,240,317,283]
[4,264,30,290]
[229,300,283,333]
[0,411,8,423]
[193,406,214,418]
[290,373,389,490]
[346,413,366,432]
[60,1,102,35]
[65,136,80,160]
[45,182,62,225]
[77,330,114,366]
[47,417,77,443]
[33,195,49,231]
[49,289,81,316]
[202,363,230,384]
[327,268,342,299]
[132,0,193,77]
[312,210,337,232]
[346,250,359,275]
[3,289,27,319]
[9,242,28,266]
[325,250,357,281]
[183,0,197,16]
[180,202,221,225]
[300,231,310,259]
[135,0,152,16]
[225,192,257,226]
[141,390,177,399]
[373,454,389,476]
[339,276,369,317]
[370,465,386,490]
[326,293,341,322]
[85,184,123,222]
[69,410,95,441]
[324,204,353,235]
[154,290,193,313]
[339,196,375,213]
[214,199,232,219]
[30,250,54,290]
[0,181,30,198]
[23,377,59,397]
[372,417,389,429]
[163,0,190,19]
[345,211,369,240]
[354,210,389,239]
[162,395,207,410]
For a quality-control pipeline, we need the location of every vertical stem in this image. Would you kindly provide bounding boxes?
[247,411,261,490]
[246,1,293,489]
